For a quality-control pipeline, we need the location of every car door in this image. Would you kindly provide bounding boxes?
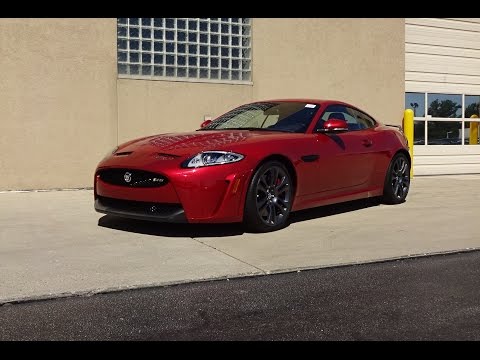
[309,104,375,192]
[349,106,383,180]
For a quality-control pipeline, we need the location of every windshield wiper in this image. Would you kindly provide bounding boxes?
[223,127,295,132]
[198,127,295,133]
[225,127,269,131]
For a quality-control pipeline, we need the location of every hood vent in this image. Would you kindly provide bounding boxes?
[156,153,180,160]
[114,151,133,156]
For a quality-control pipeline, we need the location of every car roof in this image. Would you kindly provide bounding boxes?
[249,99,380,124]
[252,99,353,107]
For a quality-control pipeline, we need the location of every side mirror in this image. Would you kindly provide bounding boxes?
[318,119,349,133]
[200,119,212,128]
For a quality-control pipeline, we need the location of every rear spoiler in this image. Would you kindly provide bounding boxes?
[384,124,403,131]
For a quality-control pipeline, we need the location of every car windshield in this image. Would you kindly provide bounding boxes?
[200,101,320,133]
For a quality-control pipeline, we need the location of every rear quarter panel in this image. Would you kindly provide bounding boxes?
[371,126,410,188]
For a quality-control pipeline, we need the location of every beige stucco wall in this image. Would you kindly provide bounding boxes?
[117,79,252,143]
[251,18,405,124]
[118,18,404,144]
[0,19,117,190]
[1,18,404,190]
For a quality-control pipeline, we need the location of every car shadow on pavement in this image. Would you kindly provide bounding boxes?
[98,216,246,238]
[288,197,382,224]
[98,197,382,238]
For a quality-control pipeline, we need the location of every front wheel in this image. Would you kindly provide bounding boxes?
[382,153,411,204]
[243,161,293,233]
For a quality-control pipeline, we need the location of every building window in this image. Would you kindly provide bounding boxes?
[427,93,462,118]
[117,18,252,82]
[405,92,480,145]
[465,95,480,118]
[405,92,425,117]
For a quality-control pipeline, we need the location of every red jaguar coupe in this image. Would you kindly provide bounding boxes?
[94,99,410,232]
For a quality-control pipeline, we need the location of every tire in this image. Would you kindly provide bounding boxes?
[382,152,411,204]
[243,161,293,232]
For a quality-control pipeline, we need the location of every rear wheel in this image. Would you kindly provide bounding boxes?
[382,153,410,204]
[244,161,293,232]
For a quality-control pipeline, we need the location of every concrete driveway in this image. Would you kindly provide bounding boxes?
[1,175,479,304]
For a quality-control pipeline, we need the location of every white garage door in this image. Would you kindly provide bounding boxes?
[405,18,480,175]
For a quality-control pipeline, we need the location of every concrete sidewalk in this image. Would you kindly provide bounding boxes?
[1,175,479,304]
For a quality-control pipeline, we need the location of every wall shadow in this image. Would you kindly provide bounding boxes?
[98,197,382,238]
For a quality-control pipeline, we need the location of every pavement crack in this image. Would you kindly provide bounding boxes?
[191,237,267,275]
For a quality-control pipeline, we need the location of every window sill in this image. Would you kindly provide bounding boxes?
[118,74,253,86]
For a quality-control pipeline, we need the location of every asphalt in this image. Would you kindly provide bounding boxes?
[0,174,479,304]
[1,250,479,341]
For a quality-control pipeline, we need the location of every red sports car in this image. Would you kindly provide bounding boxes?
[94,99,410,232]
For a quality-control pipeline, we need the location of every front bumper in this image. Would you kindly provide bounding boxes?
[94,164,253,223]
[95,196,187,223]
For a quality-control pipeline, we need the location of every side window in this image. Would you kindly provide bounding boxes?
[351,108,377,129]
[316,104,358,131]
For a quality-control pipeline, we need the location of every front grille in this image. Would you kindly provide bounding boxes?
[97,168,168,188]
[97,196,183,217]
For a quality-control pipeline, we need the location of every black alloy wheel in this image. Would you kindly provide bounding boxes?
[244,161,293,232]
[383,153,410,204]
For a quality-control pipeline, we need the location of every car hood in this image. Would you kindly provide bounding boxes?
[116,130,298,157]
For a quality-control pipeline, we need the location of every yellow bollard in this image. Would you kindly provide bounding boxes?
[470,114,479,145]
[403,109,414,178]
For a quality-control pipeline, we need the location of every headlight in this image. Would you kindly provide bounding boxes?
[181,151,244,168]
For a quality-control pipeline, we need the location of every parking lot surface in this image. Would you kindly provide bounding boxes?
[1,175,479,303]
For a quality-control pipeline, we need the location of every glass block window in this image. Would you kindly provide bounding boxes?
[117,18,252,82]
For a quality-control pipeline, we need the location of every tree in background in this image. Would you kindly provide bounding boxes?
[427,99,462,144]
[428,99,461,118]
[465,102,479,118]
[410,102,419,117]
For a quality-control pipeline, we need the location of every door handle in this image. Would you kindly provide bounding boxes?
[362,139,373,147]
